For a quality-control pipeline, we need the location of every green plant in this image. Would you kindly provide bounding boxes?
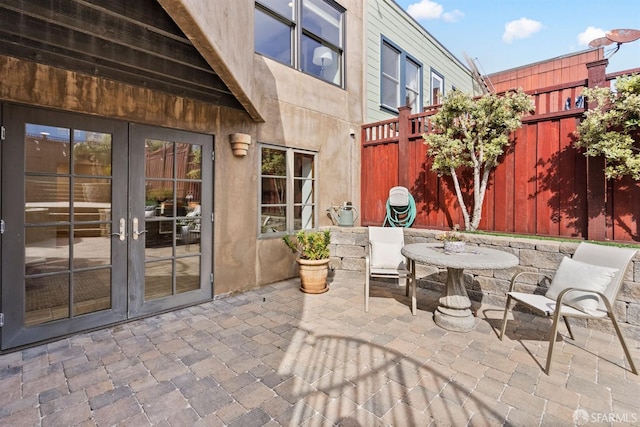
[436,224,465,242]
[148,187,173,202]
[283,230,331,260]
[423,89,534,231]
[574,73,640,180]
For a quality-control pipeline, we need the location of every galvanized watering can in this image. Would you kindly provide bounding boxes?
[327,202,358,227]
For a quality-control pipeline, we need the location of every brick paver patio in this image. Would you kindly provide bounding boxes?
[1,271,639,426]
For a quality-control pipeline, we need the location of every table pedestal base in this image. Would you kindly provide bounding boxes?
[433,268,476,332]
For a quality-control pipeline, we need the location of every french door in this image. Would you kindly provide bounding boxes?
[1,105,213,350]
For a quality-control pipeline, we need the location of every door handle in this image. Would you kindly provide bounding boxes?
[110,218,126,241]
[132,217,147,240]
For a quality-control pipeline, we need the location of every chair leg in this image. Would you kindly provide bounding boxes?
[609,310,638,375]
[365,274,370,313]
[563,316,574,341]
[500,295,513,340]
[545,311,563,375]
[410,260,416,315]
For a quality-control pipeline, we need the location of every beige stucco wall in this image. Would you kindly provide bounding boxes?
[0,0,365,297]
[157,0,262,121]
[157,0,365,293]
[250,0,365,289]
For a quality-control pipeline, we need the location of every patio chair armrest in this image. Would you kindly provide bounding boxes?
[509,271,550,292]
[555,287,614,312]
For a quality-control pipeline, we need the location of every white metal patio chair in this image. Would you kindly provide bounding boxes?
[500,242,637,375]
[364,226,414,314]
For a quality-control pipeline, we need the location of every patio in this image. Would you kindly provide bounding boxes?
[1,271,638,426]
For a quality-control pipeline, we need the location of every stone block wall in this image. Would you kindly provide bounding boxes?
[327,226,640,340]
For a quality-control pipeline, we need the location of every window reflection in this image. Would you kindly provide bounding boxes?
[143,139,202,299]
[24,123,114,325]
[260,146,316,234]
[255,0,344,86]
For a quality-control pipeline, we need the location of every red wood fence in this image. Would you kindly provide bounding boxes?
[361,64,640,243]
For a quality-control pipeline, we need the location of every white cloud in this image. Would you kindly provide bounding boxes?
[443,10,464,23]
[502,17,543,43]
[577,26,606,46]
[406,0,443,20]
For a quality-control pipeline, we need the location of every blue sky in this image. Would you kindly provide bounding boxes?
[393,0,640,75]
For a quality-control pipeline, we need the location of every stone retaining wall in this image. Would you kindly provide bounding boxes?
[327,226,640,340]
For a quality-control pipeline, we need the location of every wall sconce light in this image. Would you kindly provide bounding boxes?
[229,133,251,157]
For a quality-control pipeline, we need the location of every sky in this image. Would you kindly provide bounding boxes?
[393,0,640,75]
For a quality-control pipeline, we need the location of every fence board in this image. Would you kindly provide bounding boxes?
[361,72,639,242]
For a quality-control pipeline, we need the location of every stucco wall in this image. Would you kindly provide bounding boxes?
[158,0,262,121]
[328,226,640,340]
[0,0,366,297]
[251,1,365,289]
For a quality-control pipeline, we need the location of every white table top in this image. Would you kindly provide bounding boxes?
[401,243,519,270]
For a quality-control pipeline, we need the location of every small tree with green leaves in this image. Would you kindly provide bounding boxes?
[423,89,534,231]
[574,74,640,180]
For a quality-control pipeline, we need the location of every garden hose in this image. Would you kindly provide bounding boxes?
[383,192,416,227]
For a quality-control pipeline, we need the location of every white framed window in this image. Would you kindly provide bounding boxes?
[260,145,317,236]
[431,70,444,105]
[255,0,345,86]
[380,38,422,113]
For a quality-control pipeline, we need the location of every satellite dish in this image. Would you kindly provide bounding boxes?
[605,28,640,43]
[463,52,493,94]
[588,36,614,48]
[589,28,640,59]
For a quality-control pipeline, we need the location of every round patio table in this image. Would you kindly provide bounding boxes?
[401,243,519,332]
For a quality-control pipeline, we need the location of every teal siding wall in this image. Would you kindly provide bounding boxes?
[365,0,475,123]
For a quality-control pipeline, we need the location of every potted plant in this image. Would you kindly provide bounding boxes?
[283,229,331,294]
[436,224,466,253]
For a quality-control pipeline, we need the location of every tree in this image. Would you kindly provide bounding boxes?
[423,89,534,231]
[574,74,640,180]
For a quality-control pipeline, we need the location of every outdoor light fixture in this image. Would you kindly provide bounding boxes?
[229,133,251,157]
[312,46,332,78]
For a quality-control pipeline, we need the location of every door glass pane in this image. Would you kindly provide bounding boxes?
[26,176,70,221]
[143,138,202,301]
[25,274,69,326]
[73,131,112,177]
[73,269,111,316]
[145,260,173,299]
[176,143,201,180]
[177,256,200,293]
[25,125,70,173]
[25,225,70,274]
[24,123,114,326]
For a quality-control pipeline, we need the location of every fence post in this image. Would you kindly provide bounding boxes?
[585,58,609,240]
[398,106,411,188]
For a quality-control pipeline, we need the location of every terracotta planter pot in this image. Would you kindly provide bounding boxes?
[297,258,329,294]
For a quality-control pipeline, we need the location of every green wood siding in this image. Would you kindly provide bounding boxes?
[366,0,475,122]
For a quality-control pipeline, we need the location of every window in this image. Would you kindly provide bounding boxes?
[255,0,345,86]
[431,70,444,105]
[380,38,422,113]
[260,145,317,235]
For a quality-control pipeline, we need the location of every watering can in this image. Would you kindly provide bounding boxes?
[327,202,358,227]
